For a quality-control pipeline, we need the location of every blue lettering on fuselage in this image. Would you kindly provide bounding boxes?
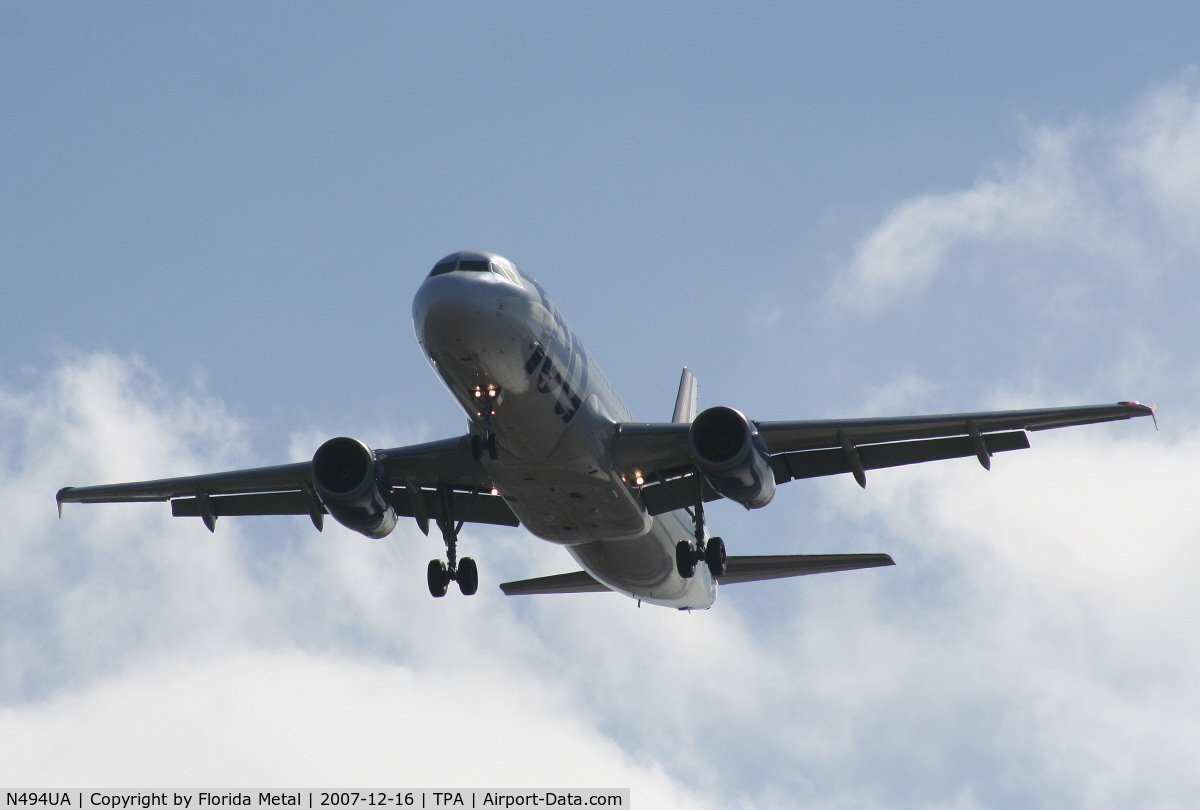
[525,341,584,422]
[525,283,588,423]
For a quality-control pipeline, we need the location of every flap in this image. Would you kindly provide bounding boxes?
[775,430,1029,483]
[171,487,520,527]
[172,491,319,517]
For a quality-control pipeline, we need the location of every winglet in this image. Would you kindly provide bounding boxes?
[1119,401,1158,430]
[56,487,70,518]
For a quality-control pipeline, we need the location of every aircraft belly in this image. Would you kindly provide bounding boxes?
[489,462,650,543]
[567,511,717,609]
[486,392,652,543]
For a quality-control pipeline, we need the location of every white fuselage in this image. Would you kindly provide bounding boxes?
[412,253,716,609]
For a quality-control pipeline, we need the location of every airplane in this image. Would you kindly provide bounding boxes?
[56,251,1156,609]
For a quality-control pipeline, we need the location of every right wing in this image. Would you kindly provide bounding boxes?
[499,552,896,595]
[57,435,519,530]
[613,402,1155,515]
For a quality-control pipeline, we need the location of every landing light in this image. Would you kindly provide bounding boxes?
[634,473,645,486]
[490,488,498,496]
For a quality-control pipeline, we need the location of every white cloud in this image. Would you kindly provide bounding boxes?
[1118,70,1200,244]
[0,650,697,797]
[834,76,1200,312]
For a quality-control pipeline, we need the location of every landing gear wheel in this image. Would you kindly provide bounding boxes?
[457,557,479,595]
[427,559,450,597]
[704,536,726,577]
[487,433,498,460]
[676,540,697,579]
[471,434,483,461]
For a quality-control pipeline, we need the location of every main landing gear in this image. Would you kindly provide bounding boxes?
[470,386,502,460]
[427,487,479,597]
[675,473,726,579]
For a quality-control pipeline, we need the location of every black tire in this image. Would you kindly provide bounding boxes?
[427,559,449,597]
[676,540,697,578]
[457,556,479,596]
[471,434,483,461]
[487,432,498,459]
[705,536,727,577]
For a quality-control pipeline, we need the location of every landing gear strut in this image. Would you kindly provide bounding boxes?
[675,472,726,578]
[470,387,502,460]
[427,486,479,597]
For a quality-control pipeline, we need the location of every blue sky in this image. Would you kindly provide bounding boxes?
[3,3,1200,807]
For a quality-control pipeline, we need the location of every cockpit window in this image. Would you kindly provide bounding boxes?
[491,261,521,284]
[428,255,522,283]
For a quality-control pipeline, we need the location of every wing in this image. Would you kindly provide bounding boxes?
[499,553,895,595]
[613,402,1155,514]
[57,434,519,531]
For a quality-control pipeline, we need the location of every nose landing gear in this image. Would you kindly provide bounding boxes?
[675,472,727,579]
[470,386,502,460]
[427,486,480,597]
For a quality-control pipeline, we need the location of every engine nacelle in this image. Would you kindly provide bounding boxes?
[311,437,398,538]
[689,406,776,509]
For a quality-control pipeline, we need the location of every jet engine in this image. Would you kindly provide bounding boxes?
[689,406,776,509]
[311,437,398,538]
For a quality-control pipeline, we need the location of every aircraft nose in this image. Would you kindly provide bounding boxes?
[412,251,533,358]
[417,279,491,349]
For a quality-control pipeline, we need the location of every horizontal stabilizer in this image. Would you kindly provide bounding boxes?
[717,552,894,584]
[499,570,610,595]
[499,552,894,595]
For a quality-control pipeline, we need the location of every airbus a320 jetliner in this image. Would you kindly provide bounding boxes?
[57,251,1155,609]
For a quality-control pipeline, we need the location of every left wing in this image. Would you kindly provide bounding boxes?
[57,434,519,530]
[613,402,1155,515]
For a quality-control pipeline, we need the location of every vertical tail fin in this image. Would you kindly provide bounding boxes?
[672,367,698,423]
